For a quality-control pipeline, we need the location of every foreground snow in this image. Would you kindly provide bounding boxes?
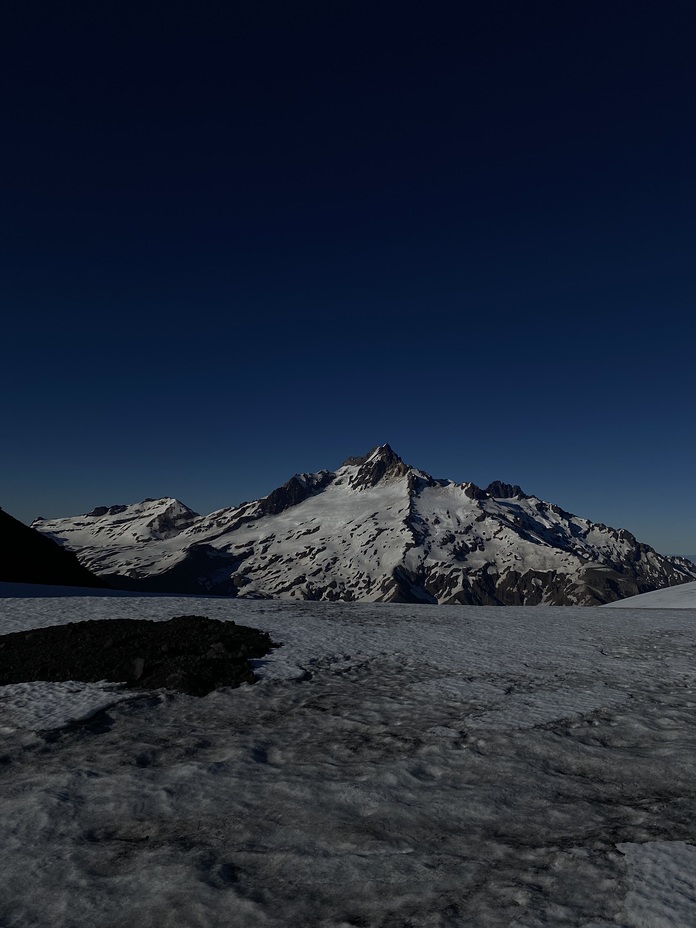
[1,592,696,926]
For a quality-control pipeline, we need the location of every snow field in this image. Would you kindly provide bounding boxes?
[1,593,696,925]
[604,579,696,609]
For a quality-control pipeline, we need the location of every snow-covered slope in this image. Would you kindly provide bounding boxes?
[603,579,696,608]
[33,498,201,585]
[33,445,696,605]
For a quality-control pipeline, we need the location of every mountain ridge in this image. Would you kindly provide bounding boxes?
[0,507,109,589]
[31,445,696,605]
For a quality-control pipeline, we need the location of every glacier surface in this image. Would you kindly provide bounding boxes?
[1,587,696,926]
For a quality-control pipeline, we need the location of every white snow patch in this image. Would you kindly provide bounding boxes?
[0,680,137,731]
[604,580,696,609]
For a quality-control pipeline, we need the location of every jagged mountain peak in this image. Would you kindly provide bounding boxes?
[342,442,402,466]
[367,442,401,462]
[342,444,414,490]
[253,445,414,516]
[485,481,530,500]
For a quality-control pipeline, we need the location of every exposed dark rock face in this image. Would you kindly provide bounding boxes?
[0,507,108,588]
[348,444,411,489]
[260,471,335,516]
[86,504,129,517]
[385,565,438,604]
[462,482,488,501]
[485,481,530,500]
[0,615,279,697]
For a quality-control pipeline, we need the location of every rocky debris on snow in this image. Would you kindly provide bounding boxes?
[0,615,279,697]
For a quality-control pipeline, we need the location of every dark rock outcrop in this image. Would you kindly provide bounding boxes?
[348,444,410,489]
[0,615,279,697]
[260,471,335,516]
[0,507,108,588]
[86,504,129,517]
[485,481,530,500]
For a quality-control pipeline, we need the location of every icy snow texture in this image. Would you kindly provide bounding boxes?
[619,841,696,928]
[2,592,696,926]
[0,680,135,732]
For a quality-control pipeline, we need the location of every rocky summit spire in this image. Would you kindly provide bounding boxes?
[345,444,410,490]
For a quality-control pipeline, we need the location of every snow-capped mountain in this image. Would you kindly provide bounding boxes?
[32,445,696,605]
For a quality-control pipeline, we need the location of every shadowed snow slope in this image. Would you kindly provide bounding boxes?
[32,445,696,605]
[2,594,696,926]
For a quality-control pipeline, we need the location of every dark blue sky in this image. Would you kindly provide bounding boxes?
[2,0,695,553]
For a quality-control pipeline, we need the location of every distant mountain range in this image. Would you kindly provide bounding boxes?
[30,445,696,605]
[0,507,108,589]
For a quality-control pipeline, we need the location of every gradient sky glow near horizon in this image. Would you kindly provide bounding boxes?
[2,0,695,554]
